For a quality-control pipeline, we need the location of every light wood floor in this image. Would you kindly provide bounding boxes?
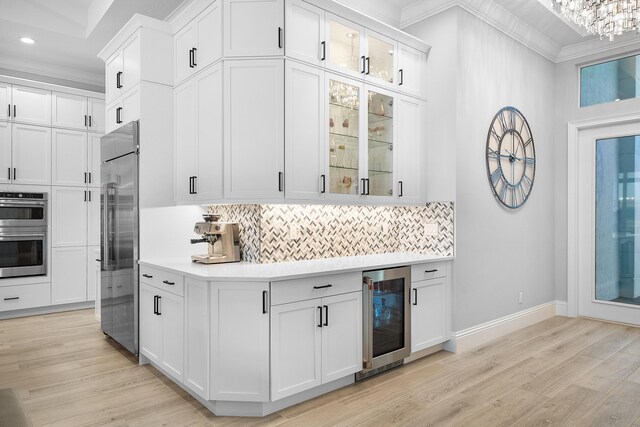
[1,311,640,426]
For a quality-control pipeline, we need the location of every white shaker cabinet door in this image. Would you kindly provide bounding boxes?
[121,32,141,94]
[11,124,51,185]
[88,98,105,133]
[0,122,10,184]
[185,278,209,399]
[174,76,198,203]
[195,1,222,71]
[321,291,362,384]
[52,92,87,130]
[87,188,100,247]
[105,51,123,105]
[271,298,322,401]
[52,128,87,186]
[87,246,100,302]
[174,22,197,86]
[285,60,324,200]
[411,277,447,353]
[224,0,284,57]
[223,60,284,200]
[51,246,88,305]
[398,44,422,98]
[140,283,162,364]
[159,290,184,382]
[11,85,51,126]
[88,133,102,188]
[286,0,325,66]
[210,282,269,402]
[0,83,11,122]
[396,96,422,204]
[51,186,88,247]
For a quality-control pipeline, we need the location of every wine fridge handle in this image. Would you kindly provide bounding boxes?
[362,276,374,370]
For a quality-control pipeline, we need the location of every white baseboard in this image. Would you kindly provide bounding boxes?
[555,300,568,317]
[444,301,564,353]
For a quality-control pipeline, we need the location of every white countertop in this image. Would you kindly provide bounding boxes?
[139,253,453,282]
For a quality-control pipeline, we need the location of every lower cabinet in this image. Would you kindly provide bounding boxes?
[411,275,449,353]
[210,281,270,402]
[140,282,184,382]
[270,291,362,401]
[51,246,87,304]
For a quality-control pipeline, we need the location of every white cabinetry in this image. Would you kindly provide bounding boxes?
[11,85,51,126]
[224,0,284,57]
[397,44,422,97]
[88,247,100,304]
[51,187,88,247]
[105,85,140,134]
[88,98,105,133]
[396,96,422,203]
[140,281,184,382]
[0,121,11,184]
[175,63,223,203]
[88,133,102,188]
[210,282,270,402]
[52,129,87,186]
[174,1,222,86]
[285,0,324,66]
[11,124,51,185]
[105,31,142,105]
[52,93,88,130]
[285,60,324,200]
[411,263,450,353]
[0,83,10,122]
[224,59,284,200]
[184,278,209,399]
[51,246,87,304]
[270,273,362,401]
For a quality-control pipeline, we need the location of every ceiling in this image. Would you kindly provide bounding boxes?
[0,0,637,93]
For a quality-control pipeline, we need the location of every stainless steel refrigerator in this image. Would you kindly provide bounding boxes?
[100,121,139,355]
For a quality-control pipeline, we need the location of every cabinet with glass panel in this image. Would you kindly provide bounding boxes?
[326,75,396,200]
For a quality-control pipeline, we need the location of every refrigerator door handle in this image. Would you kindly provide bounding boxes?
[363,276,374,369]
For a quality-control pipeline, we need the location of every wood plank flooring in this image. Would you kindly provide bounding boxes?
[0,310,639,426]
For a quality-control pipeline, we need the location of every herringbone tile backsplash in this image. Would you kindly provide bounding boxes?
[209,203,454,263]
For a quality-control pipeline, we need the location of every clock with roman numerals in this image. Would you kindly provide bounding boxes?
[485,106,536,209]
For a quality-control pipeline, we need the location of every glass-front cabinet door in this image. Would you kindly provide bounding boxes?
[327,76,362,196]
[367,88,394,197]
[365,32,396,89]
[326,14,364,78]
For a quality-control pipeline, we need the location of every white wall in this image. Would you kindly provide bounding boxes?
[406,8,556,331]
[139,205,207,260]
[554,46,640,302]
[0,67,104,93]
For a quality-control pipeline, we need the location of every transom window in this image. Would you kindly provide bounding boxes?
[580,54,640,107]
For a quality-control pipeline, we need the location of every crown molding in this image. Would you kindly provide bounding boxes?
[0,55,104,90]
[557,36,640,63]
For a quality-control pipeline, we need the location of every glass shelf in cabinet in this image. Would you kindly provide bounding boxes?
[329,101,360,111]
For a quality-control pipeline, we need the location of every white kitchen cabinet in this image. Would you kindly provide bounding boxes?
[105,85,140,134]
[224,59,284,200]
[286,0,325,66]
[87,188,100,247]
[175,63,223,203]
[87,246,100,302]
[0,121,10,184]
[271,298,321,401]
[224,0,284,57]
[105,32,140,105]
[0,83,10,122]
[52,129,87,186]
[211,282,270,402]
[11,85,51,126]
[51,187,88,247]
[88,133,102,188]
[325,14,364,79]
[11,124,51,185]
[51,246,88,304]
[411,276,448,353]
[320,292,362,383]
[184,278,209,399]
[88,98,105,133]
[285,60,325,200]
[271,290,362,401]
[364,30,397,89]
[396,96,422,203]
[52,92,88,130]
[397,44,422,98]
[140,282,184,382]
[174,1,222,86]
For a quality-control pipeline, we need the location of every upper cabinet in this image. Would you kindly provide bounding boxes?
[51,93,105,132]
[224,0,284,57]
[174,1,222,86]
[397,44,423,97]
[285,0,325,66]
[1,85,52,126]
[325,14,363,79]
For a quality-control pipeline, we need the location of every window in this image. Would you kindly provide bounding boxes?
[580,54,640,107]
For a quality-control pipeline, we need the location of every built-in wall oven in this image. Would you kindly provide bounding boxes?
[358,266,411,380]
[0,192,48,278]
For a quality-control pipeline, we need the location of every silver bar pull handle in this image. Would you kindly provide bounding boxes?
[362,276,374,369]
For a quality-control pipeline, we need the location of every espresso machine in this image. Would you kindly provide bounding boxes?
[190,214,241,264]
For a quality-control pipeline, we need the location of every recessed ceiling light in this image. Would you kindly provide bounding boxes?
[388,49,394,55]
[346,33,356,39]
[20,37,35,44]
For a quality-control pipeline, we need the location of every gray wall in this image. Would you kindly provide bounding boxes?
[407,7,557,331]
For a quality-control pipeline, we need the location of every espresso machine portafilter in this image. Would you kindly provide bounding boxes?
[190,214,241,264]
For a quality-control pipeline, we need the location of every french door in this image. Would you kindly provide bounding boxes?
[575,120,640,325]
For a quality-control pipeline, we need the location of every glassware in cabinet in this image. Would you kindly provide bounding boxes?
[328,20,362,76]
[367,90,394,197]
[328,79,360,195]
[366,35,395,86]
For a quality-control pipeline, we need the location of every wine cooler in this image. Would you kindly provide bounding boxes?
[358,266,411,380]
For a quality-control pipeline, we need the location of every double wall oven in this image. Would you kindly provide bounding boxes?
[359,266,411,380]
[0,192,48,279]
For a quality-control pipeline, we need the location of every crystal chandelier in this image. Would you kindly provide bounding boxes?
[553,0,640,41]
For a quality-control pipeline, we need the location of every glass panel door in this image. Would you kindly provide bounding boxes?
[328,79,360,195]
[367,34,395,85]
[371,277,405,357]
[596,135,640,306]
[327,19,361,75]
[367,90,393,196]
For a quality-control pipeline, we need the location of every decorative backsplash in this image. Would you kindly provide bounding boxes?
[209,203,454,263]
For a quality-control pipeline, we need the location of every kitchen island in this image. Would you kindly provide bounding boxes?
[138,253,452,417]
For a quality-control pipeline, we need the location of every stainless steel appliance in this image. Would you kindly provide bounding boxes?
[0,192,48,278]
[190,214,241,264]
[358,266,411,380]
[100,121,139,355]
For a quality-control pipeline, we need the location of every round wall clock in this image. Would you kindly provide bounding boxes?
[485,106,536,209]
